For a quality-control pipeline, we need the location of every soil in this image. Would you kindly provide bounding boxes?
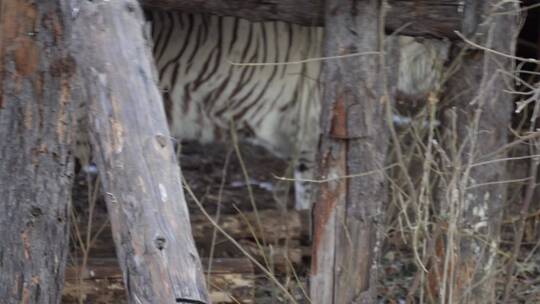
[63,141,312,304]
[62,140,540,303]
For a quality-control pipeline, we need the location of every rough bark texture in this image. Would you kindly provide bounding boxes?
[310,0,396,302]
[0,1,75,303]
[142,0,473,39]
[435,1,519,302]
[65,0,209,302]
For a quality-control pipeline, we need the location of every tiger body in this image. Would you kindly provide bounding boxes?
[148,10,449,209]
[77,10,449,210]
[150,12,322,159]
[149,12,326,209]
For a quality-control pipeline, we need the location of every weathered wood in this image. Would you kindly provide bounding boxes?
[310,0,396,303]
[434,1,520,302]
[0,1,75,303]
[238,240,307,272]
[202,258,255,304]
[73,209,309,253]
[63,258,254,304]
[65,0,209,302]
[192,209,308,242]
[70,209,309,272]
[141,0,472,38]
[65,257,253,279]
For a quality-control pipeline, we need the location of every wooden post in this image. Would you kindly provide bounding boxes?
[434,0,520,302]
[310,0,395,302]
[66,0,209,302]
[141,0,473,39]
[0,1,75,303]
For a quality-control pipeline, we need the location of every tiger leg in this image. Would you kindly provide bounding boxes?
[293,156,315,210]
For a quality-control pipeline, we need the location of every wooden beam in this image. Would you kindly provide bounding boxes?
[191,209,309,242]
[73,209,310,251]
[310,0,397,302]
[0,1,75,302]
[64,258,254,304]
[141,0,473,38]
[65,258,253,280]
[66,0,209,302]
[70,209,310,271]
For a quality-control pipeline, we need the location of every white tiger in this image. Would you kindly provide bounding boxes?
[76,11,448,210]
[146,10,449,210]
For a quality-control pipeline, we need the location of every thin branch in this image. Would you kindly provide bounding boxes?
[455,31,539,63]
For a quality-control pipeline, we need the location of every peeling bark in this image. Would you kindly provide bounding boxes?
[0,1,75,303]
[310,0,397,302]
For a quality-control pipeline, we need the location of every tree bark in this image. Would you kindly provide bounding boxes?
[0,1,75,303]
[434,1,520,302]
[310,0,396,303]
[65,0,209,302]
[141,0,473,39]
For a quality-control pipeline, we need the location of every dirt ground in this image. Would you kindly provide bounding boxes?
[64,141,313,303]
[63,140,540,303]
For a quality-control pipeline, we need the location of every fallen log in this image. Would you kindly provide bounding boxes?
[65,258,253,281]
[72,209,311,256]
[70,208,311,275]
[191,209,309,242]
[64,258,254,304]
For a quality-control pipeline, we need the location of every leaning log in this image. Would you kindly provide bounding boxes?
[0,1,75,303]
[310,0,397,303]
[66,0,209,302]
[141,0,475,38]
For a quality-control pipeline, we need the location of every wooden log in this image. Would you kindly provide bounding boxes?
[65,0,209,302]
[72,209,310,256]
[0,1,75,303]
[65,257,253,280]
[238,240,307,272]
[70,208,310,273]
[64,258,254,304]
[433,1,520,302]
[191,209,309,242]
[310,0,398,302]
[141,0,474,39]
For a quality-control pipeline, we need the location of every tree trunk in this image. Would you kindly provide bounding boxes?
[65,0,209,302]
[0,1,75,303]
[141,0,473,39]
[434,1,520,302]
[310,0,396,302]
